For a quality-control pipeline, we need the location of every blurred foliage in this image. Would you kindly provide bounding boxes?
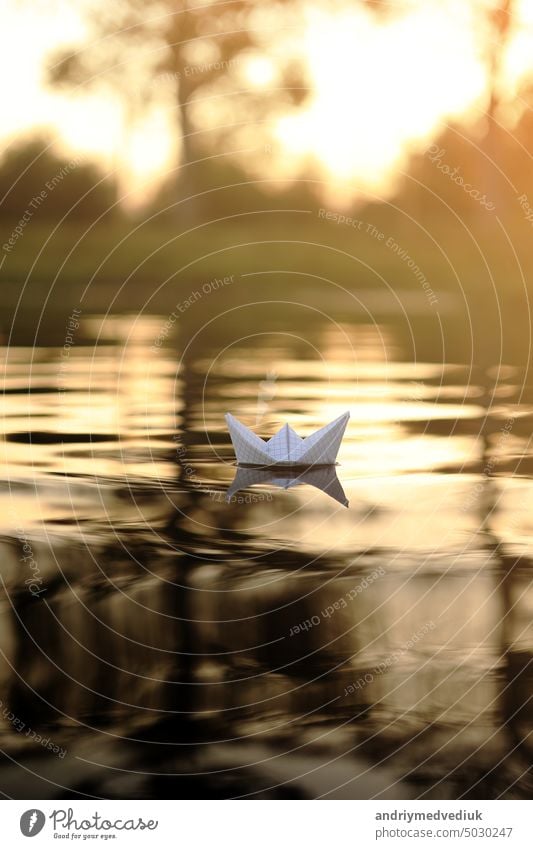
[1,0,532,375]
[47,0,309,208]
[0,137,120,222]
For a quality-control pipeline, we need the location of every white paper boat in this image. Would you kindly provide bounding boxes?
[226,465,349,507]
[225,411,350,467]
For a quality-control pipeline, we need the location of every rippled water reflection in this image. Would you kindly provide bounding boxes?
[1,312,532,799]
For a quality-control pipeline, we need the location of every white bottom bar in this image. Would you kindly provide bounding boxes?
[1,800,529,847]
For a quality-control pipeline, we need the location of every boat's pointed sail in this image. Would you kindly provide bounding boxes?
[266,423,303,462]
[225,411,350,466]
[225,413,272,465]
[297,412,350,465]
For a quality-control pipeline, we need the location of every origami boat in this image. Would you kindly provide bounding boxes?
[225,411,350,467]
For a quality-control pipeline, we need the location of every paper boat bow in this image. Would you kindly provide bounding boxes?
[225,411,350,467]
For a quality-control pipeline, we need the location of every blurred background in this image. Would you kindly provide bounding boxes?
[2,0,533,357]
[1,0,533,800]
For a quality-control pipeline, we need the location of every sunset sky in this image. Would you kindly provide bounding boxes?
[3,0,533,206]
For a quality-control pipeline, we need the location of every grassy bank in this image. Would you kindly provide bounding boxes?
[1,208,530,329]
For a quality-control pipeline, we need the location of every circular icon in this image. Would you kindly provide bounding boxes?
[20,810,46,837]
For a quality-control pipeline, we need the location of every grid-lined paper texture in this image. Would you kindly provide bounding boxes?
[225,414,272,465]
[226,412,349,467]
[266,424,303,462]
[297,413,350,465]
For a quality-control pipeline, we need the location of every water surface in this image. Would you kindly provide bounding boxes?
[1,311,532,799]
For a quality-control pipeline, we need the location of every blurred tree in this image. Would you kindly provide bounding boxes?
[482,0,514,211]
[47,0,309,219]
[0,137,119,222]
[486,0,513,121]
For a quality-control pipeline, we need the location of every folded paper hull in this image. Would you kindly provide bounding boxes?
[225,411,350,467]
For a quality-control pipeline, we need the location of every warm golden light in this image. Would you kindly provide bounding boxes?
[275,3,488,200]
[3,0,533,204]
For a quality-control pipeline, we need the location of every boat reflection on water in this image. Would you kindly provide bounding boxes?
[226,465,349,507]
